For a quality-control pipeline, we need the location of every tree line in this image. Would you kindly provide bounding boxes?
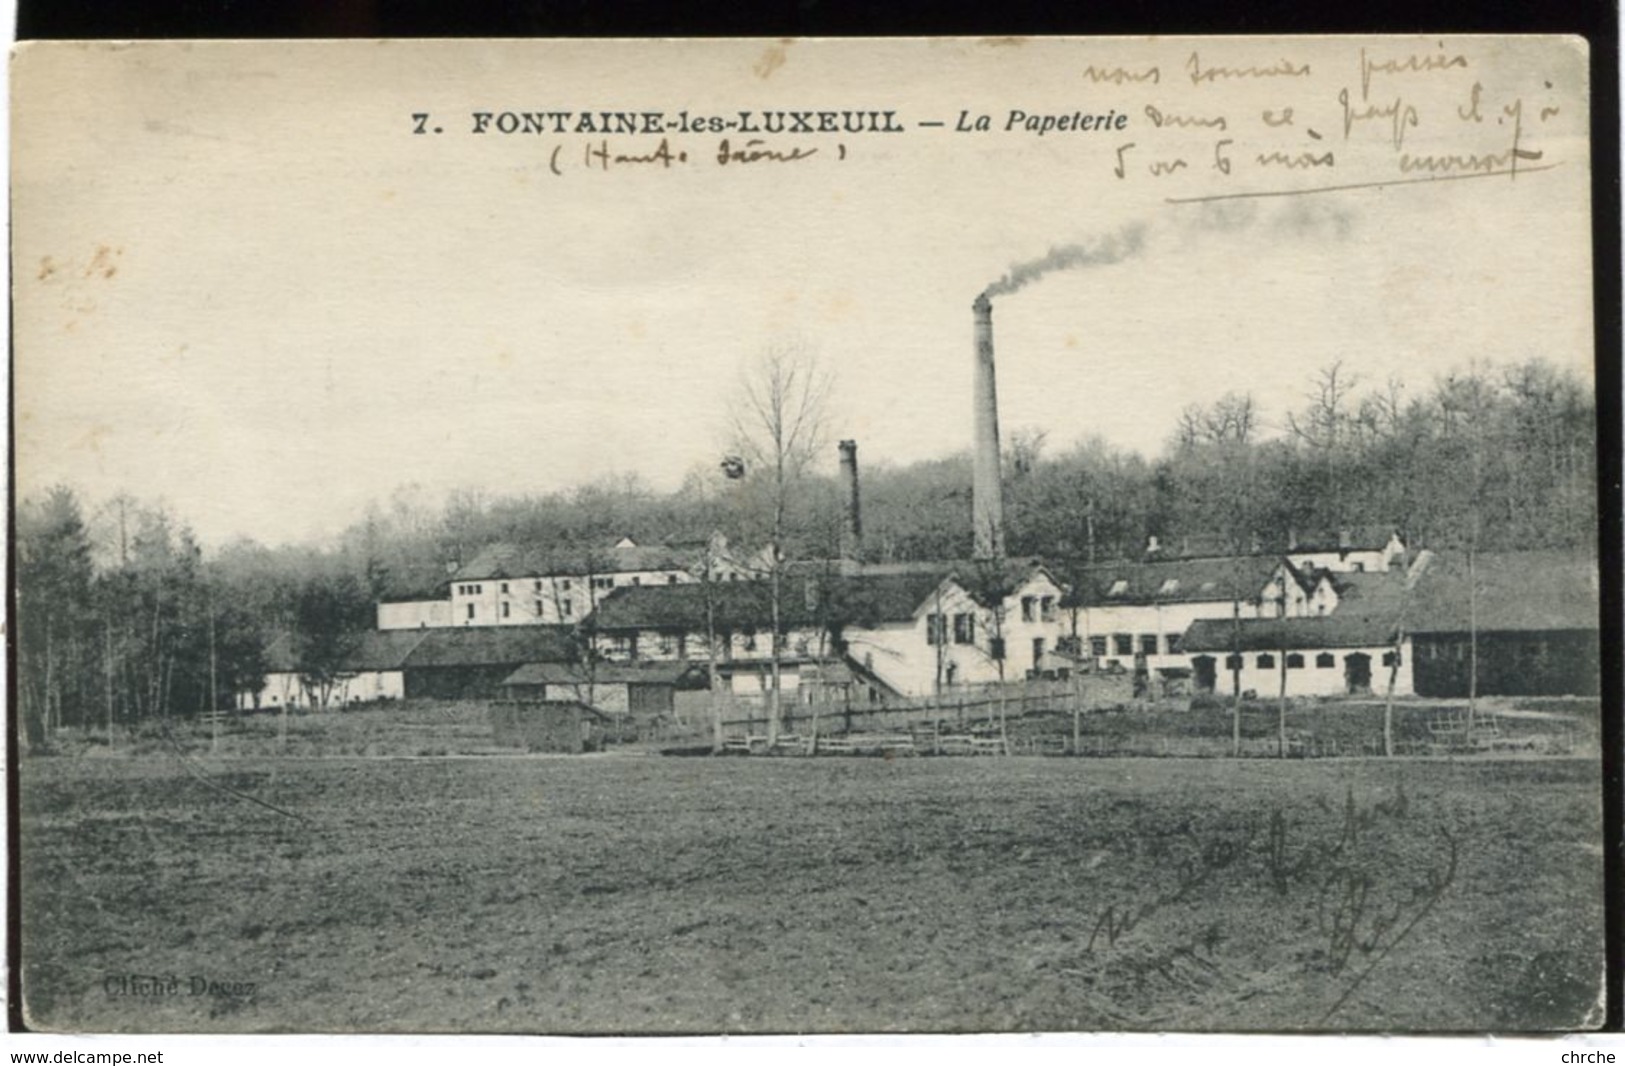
[14,354,1596,743]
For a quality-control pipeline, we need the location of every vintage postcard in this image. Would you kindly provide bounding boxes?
[10,37,1603,1035]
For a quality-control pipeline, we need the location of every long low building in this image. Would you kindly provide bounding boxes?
[1180,616,1410,698]
[238,625,578,709]
[1404,551,1600,698]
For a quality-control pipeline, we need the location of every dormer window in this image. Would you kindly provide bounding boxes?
[1158,579,1179,595]
[1108,579,1129,597]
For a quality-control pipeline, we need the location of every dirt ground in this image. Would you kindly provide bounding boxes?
[18,753,1605,1034]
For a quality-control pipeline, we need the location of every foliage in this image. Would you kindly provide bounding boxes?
[14,355,1595,740]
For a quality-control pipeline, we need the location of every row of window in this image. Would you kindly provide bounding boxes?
[459,573,685,598]
[924,612,976,646]
[1088,633,1182,657]
[605,629,817,660]
[1018,595,1058,623]
[1217,651,1398,670]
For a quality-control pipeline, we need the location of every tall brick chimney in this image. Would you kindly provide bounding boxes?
[972,294,1005,559]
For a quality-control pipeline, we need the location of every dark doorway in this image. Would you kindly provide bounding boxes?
[1344,652,1372,695]
[1192,655,1217,693]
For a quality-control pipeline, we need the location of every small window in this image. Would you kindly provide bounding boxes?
[953,613,976,645]
[1352,562,1366,573]
[1089,636,1108,657]
[561,579,572,592]
[1040,596,1057,622]
[1108,579,1129,597]
[1139,634,1158,656]
[668,574,679,585]
[1165,633,1182,655]
[562,601,573,618]
[742,628,758,651]
[501,582,509,594]
[535,599,545,618]
[1225,654,1243,670]
[658,632,675,654]
[926,614,946,646]
[1021,596,1036,622]
[1315,652,1335,669]
[1256,653,1275,669]
[535,581,543,592]
[501,602,511,619]
[466,603,476,621]
[632,576,642,586]
[1381,650,1400,667]
[1286,653,1304,669]
[1113,634,1133,656]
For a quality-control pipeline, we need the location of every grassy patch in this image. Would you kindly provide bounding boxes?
[18,754,1604,1034]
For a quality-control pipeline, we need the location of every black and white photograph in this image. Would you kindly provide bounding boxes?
[9,36,1607,1036]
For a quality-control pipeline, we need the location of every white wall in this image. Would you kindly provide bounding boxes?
[236,670,405,710]
[1288,535,1404,575]
[1186,639,1413,699]
[591,622,828,666]
[842,574,1071,698]
[449,569,698,627]
[377,600,452,630]
[1071,599,1246,670]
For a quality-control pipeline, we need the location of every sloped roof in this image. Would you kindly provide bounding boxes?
[587,565,1046,632]
[1405,551,1599,634]
[451,540,698,583]
[501,661,702,687]
[590,580,824,631]
[1062,554,1290,608]
[346,629,433,671]
[261,629,432,674]
[1182,614,1400,653]
[400,625,578,668]
[827,572,959,625]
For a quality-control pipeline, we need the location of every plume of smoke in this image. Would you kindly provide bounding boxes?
[981,222,1150,300]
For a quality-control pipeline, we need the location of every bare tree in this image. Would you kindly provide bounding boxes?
[1287,360,1360,451]
[731,342,833,744]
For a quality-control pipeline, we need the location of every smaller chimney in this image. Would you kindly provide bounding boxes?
[838,440,863,562]
[1337,528,1351,550]
[1287,528,1298,551]
[1146,534,1161,557]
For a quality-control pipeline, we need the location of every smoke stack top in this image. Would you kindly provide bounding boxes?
[980,223,1148,301]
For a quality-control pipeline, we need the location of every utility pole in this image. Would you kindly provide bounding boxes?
[104,615,115,747]
[1277,570,1289,759]
[208,588,219,755]
[1231,583,1242,758]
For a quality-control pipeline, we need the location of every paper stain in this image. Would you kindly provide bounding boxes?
[74,424,111,454]
[85,245,122,279]
[753,41,792,80]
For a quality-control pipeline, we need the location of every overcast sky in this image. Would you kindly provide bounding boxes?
[13,38,1593,549]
